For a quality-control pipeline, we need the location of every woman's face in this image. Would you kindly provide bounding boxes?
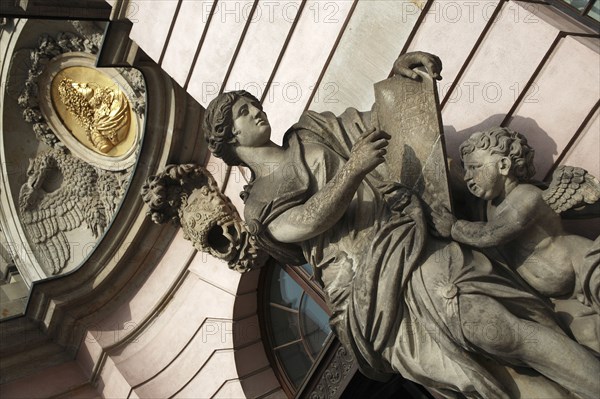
[231,97,271,147]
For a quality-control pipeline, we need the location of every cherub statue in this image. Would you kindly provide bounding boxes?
[199,53,599,399]
[436,127,600,315]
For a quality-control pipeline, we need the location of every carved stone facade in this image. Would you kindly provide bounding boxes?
[142,164,267,273]
[1,2,599,399]
[308,345,356,399]
[198,53,600,397]
[19,148,130,275]
[2,20,145,284]
[16,28,145,150]
[16,30,101,147]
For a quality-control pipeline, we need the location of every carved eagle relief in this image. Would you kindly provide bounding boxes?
[18,148,122,275]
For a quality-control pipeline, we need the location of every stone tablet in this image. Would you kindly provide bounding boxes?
[372,68,452,211]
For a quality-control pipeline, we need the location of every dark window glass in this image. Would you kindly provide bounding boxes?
[263,262,332,394]
[588,0,599,21]
[562,0,593,12]
[300,262,314,276]
[560,0,600,21]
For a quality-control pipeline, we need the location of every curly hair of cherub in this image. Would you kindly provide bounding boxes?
[459,127,536,182]
[141,164,211,225]
[203,90,261,167]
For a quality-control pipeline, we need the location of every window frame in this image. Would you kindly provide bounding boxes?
[548,0,600,27]
[258,259,333,397]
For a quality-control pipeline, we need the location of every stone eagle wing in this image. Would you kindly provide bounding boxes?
[21,195,84,275]
[542,166,600,214]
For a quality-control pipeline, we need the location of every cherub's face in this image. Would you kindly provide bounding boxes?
[463,149,507,200]
[231,97,271,147]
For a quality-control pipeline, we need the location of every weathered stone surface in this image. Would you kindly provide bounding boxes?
[373,69,452,210]
[141,164,268,273]
[199,52,600,399]
[442,128,600,351]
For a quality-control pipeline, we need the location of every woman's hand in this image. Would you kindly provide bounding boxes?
[347,128,390,175]
[268,127,390,244]
[393,51,443,81]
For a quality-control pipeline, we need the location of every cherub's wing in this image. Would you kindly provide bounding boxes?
[21,196,84,274]
[542,166,600,214]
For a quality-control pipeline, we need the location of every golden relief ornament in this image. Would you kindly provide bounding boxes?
[57,77,130,154]
[47,65,139,160]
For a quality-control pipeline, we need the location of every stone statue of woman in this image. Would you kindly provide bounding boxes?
[202,52,600,399]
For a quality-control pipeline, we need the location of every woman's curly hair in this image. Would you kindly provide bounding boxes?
[203,90,261,167]
[459,127,536,182]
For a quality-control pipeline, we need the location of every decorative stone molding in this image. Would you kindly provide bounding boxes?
[1,19,145,284]
[15,26,146,170]
[26,62,196,350]
[16,30,98,148]
[18,147,131,275]
[36,53,144,171]
[0,18,207,391]
[116,66,146,115]
[142,164,268,273]
[308,345,356,399]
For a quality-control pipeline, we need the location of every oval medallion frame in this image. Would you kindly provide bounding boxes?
[38,52,144,171]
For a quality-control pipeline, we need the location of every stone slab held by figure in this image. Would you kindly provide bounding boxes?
[143,52,600,399]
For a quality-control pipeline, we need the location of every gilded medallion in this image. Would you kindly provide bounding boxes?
[50,66,137,156]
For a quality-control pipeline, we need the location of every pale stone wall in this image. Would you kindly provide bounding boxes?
[1,1,598,398]
[98,0,600,396]
[70,230,278,398]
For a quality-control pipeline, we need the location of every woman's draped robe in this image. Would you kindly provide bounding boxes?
[243,109,576,399]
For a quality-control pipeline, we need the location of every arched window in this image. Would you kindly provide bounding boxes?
[260,261,332,396]
[259,261,436,399]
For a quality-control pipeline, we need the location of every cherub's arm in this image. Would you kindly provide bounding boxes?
[267,129,389,244]
[451,219,524,247]
[451,187,541,247]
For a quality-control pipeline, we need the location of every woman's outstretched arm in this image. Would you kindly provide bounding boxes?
[267,128,389,243]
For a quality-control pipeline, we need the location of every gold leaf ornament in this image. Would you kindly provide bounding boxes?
[57,77,130,153]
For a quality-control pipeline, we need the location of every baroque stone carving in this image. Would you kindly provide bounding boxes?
[8,23,142,277]
[373,65,451,211]
[19,148,130,275]
[116,67,146,116]
[308,345,355,399]
[57,77,130,153]
[544,165,600,213]
[141,164,267,273]
[436,127,600,313]
[70,21,104,54]
[17,32,95,147]
[201,51,600,399]
[16,25,145,149]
